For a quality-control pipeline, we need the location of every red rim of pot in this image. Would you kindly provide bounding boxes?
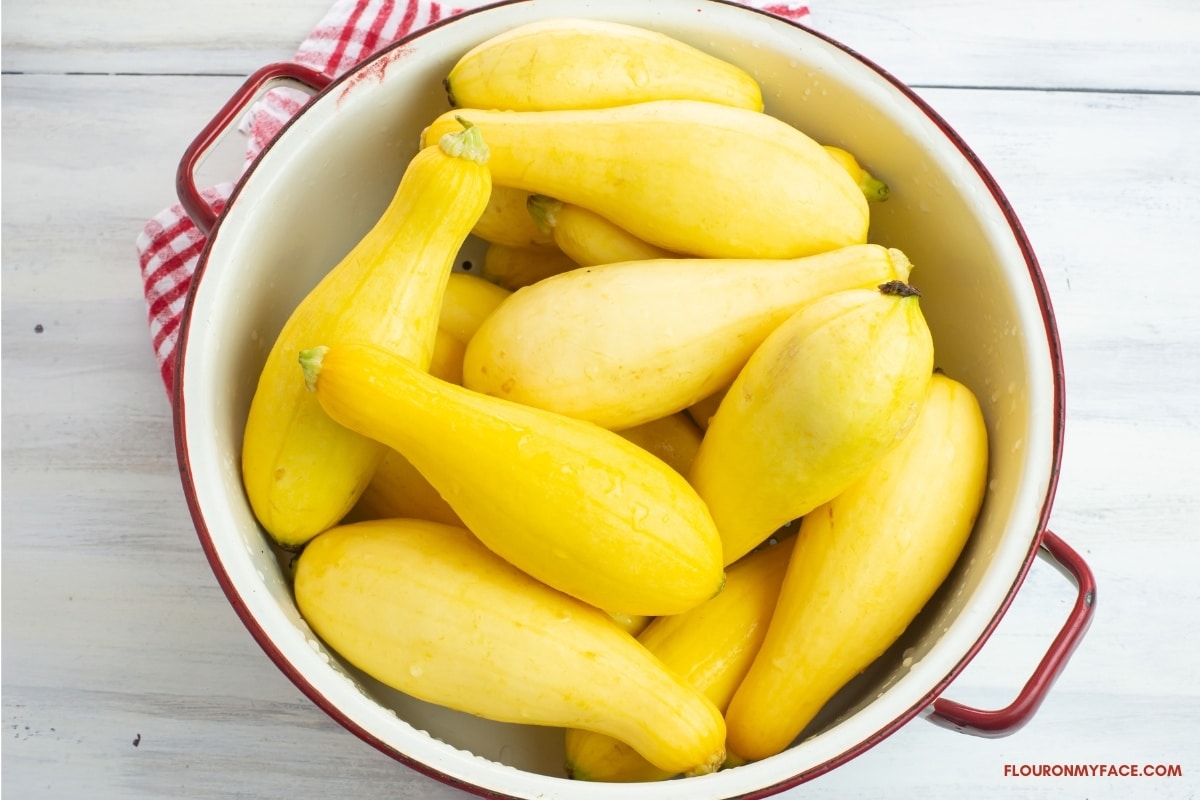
[171,2,1079,797]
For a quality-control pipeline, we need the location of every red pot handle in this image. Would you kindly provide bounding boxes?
[176,62,332,236]
[926,529,1096,737]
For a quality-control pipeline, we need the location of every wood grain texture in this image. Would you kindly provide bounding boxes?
[3,0,1199,90]
[2,1,1199,798]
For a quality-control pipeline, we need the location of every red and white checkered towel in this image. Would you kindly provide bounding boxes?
[136,0,812,399]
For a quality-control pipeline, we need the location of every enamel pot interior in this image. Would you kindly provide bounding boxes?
[173,1,1063,798]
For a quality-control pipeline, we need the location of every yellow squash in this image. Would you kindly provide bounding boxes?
[351,273,510,526]
[479,241,579,290]
[688,281,935,564]
[526,195,678,267]
[471,184,555,249]
[295,519,727,777]
[725,372,990,762]
[356,272,691,623]
[299,342,725,616]
[463,244,912,430]
[523,145,885,268]
[241,123,491,548]
[565,536,795,783]
[421,100,868,259]
[444,18,762,112]
[353,273,697,615]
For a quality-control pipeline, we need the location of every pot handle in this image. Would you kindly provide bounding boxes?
[176,62,332,236]
[925,529,1096,737]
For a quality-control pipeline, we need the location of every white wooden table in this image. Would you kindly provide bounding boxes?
[3,2,1199,797]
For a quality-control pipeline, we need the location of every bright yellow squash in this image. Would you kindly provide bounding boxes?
[565,536,795,782]
[463,244,912,430]
[350,273,510,527]
[420,100,867,259]
[294,519,727,777]
[725,372,990,762]
[688,281,935,565]
[240,123,491,548]
[526,195,679,267]
[443,18,763,112]
[298,342,725,616]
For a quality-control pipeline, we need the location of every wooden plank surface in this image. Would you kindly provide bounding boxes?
[3,0,1199,91]
[3,1,1198,798]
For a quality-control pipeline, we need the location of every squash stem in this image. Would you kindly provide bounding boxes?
[878,280,921,298]
[526,194,564,235]
[823,145,889,202]
[298,345,330,392]
[857,171,890,203]
[685,747,728,778]
[438,116,490,165]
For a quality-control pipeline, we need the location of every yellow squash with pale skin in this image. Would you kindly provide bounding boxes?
[688,281,935,565]
[240,123,491,548]
[463,244,912,430]
[565,536,795,783]
[294,519,727,777]
[299,342,725,617]
[526,195,679,267]
[725,372,990,762]
[443,17,763,112]
[420,100,868,260]
[522,144,885,268]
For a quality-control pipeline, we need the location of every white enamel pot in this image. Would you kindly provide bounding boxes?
[172,2,1097,797]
